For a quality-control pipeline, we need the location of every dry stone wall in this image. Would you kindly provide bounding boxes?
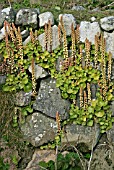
[0,6,114,151]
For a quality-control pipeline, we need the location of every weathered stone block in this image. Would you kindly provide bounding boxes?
[80,21,100,44]
[100,16,114,32]
[33,77,70,120]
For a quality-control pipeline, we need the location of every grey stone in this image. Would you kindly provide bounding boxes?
[0,7,15,28]
[21,30,29,39]
[91,84,97,99]
[107,126,114,144]
[80,21,101,44]
[25,143,114,170]
[15,91,32,106]
[0,10,6,28]
[112,62,114,80]
[39,12,54,27]
[55,57,64,72]
[92,7,100,12]
[111,101,114,116]
[59,14,76,36]
[0,75,6,84]
[0,27,6,40]
[62,124,100,150]
[91,16,96,22]
[90,144,114,170]
[23,35,31,45]
[104,31,114,59]
[28,64,49,79]
[15,8,39,27]
[71,5,85,11]
[100,16,114,31]
[33,77,70,119]
[21,112,57,147]
[25,149,56,170]
[38,25,60,51]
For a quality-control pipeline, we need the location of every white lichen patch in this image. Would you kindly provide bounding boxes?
[50,80,52,83]
[35,137,40,142]
[34,124,38,128]
[33,119,38,123]
[38,134,43,138]
[53,80,56,84]
[50,122,57,129]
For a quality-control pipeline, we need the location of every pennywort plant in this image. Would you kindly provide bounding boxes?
[0,18,114,132]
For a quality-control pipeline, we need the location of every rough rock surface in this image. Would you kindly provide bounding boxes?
[80,21,101,44]
[112,62,114,80]
[59,14,76,35]
[39,12,54,27]
[100,16,114,31]
[21,112,57,147]
[23,35,31,45]
[0,75,6,85]
[15,91,32,106]
[21,30,29,39]
[62,124,100,150]
[24,149,56,170]
[91,16,96,22]
[0,27,7,40]
[23,130,114,170]
[104,31,114,59]
[33,77,70,119]
[71,5,85,11]
[0,7,15,28]
[90,144,114,170]
[28,64,48,79]
[38,25,60,51]
[106,123,114,144]
[15,8,39,27]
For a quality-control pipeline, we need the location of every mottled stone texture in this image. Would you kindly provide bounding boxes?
[38,25,60,51]
[104,31,114,59]
[61,124,100,150]
[21,112,57,147]
[0,7,15,27]
[33,77,70,120]
[39,12,54,27]
[0,7,114,152]
[15,91,32,106]
[15,8,39,27]
[80,21,101,44]
[100,16,114,31]
[28,64,48,79]
[59,14,76,35]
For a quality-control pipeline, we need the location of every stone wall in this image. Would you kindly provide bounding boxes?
[0,6,114,169]
[0,7,114,57]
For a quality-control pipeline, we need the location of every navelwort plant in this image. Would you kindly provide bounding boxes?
[13,103,33,127]
[56,17,114,133]
[0,17,114,132]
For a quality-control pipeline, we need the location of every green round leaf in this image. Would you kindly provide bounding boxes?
[95,111,104,117]
[88,106,94,113]
[87,120,93,126]
[67,89,73,94]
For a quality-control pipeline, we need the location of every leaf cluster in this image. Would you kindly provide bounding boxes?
[0,24,113,133]
[13,103,33,127]
[39,152,82,170]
